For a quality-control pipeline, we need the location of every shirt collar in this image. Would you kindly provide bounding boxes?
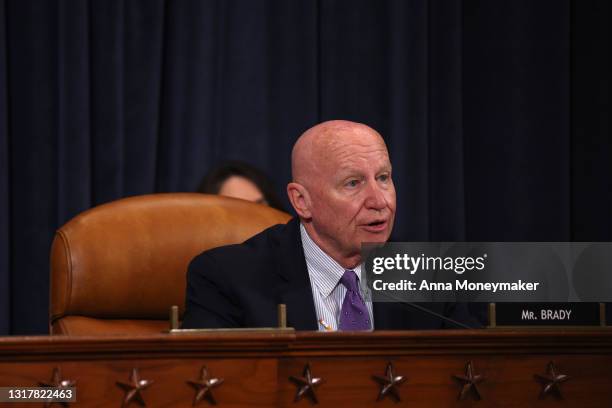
[300,223,363,298]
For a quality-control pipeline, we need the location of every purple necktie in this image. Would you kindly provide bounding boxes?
[338,270,371,331]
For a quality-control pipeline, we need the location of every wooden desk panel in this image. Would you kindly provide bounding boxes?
[0,330,611,407]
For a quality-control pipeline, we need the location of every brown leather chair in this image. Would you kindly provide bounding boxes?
[50,193,291,335]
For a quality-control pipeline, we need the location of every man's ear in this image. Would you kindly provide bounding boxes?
[287,182,312,219]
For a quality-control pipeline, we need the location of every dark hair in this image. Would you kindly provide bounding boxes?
[197,161,286,212]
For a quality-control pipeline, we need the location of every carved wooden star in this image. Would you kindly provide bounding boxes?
[452,361,484,400]
[372,362,407,402]
[116,368,154,407]
[187,366,224,406]
[534,361,570,399]
[39,367,76,407]
[289,363,324,404]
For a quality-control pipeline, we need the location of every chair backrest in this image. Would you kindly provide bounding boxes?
[50,193,292,335]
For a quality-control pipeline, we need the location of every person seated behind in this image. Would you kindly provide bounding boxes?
[197,160,286,211]
[183,120,479,330]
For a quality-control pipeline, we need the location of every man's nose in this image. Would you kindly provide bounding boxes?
[364,182,387,210]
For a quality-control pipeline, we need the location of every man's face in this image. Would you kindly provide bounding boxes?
[306,129,396,262]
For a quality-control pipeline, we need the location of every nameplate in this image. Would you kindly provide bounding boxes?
[489,303,607,328]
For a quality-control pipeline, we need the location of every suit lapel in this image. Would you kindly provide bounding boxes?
[274,218,318,331]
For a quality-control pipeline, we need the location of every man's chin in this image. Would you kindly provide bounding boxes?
[358,230,391,244]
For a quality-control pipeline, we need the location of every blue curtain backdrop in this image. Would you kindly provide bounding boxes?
[0,0,610,334]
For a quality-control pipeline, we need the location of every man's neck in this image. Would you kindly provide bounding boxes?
[301,221,361,269]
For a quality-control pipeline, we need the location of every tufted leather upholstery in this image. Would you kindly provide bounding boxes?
[50,193,291,335]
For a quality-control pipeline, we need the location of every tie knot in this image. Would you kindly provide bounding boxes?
[340,270,360,293]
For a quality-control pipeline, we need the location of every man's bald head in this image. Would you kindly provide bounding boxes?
[291,120,386,186]
[287,120,395,268]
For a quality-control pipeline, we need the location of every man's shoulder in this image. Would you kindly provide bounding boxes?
[191,218,300,268]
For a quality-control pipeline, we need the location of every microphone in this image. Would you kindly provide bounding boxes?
[399,300,474,329]
[371,291,475,329]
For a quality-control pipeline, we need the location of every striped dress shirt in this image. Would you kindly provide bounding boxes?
[300,223,374,331]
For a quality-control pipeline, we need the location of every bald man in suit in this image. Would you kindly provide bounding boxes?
[182,120,478,330]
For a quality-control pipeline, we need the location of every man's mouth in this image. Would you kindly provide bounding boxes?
[361,219,388,232]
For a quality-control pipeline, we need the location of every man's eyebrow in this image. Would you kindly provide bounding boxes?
[336,161,391,172]
[335,167,364,177]
[375,163,392,174]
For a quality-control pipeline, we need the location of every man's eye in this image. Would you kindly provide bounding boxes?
[378,174,390,182]
[346,179,360,188]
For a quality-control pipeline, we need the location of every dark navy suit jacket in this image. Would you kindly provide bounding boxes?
[182,218,480,330]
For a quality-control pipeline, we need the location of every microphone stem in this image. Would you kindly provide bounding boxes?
[404,302,473,329]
